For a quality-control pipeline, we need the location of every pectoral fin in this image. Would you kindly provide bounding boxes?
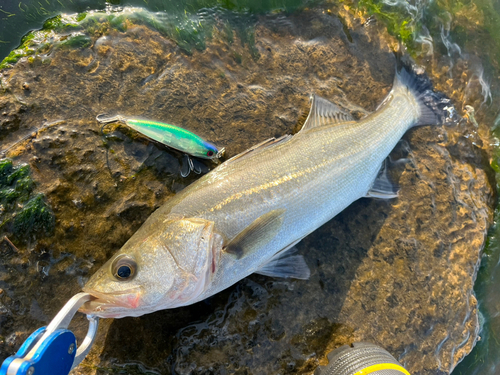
[224,209,285,259]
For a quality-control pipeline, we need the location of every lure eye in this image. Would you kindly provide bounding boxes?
[112,255,137,281]
[207,150,214,157]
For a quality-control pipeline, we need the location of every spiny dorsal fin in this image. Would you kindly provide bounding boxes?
[301,94,354,132]
[224,209,285,259]
[224,135,292,166]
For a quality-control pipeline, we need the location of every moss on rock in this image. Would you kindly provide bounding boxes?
[0,159,54,243]
[12,193,55,240]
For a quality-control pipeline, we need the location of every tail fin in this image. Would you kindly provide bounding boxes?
[395,57,457,126]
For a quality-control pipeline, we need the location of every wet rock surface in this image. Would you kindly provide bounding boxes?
[0,6,495,375]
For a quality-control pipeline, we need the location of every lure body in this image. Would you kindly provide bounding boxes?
[97,115,223,160]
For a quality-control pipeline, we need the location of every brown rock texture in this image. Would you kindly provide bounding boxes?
[0,6,494,375]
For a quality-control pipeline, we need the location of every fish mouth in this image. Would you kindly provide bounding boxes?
[79,288,142,317]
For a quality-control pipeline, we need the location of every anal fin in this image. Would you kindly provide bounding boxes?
[365,158,399,199]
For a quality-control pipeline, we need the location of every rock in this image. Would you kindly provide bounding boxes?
[29,299,48,322]
[0,5,494,375]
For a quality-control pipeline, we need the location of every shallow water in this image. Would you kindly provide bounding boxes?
[0,0,499,374]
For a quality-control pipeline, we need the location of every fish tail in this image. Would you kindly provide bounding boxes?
[394,57,457,126]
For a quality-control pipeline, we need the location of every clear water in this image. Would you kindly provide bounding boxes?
[0,0,499,374]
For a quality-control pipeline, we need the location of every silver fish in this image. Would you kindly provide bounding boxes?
[81,64,452,318]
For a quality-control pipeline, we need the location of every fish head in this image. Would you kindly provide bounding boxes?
[81,215,221,318]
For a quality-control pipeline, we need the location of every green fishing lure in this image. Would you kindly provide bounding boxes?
[96,115,224,160]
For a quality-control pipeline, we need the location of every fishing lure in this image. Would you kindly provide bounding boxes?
[96,115,225,177]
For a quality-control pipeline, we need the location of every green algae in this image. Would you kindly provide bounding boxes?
[0,160,33,205]
[0,158,14,184]
[0,45,36,70]
[128,11,210,54]
[0,29,51,69]
[0,13,88,69]
[0,9,210,66]
[13,193,55,239]
[337,0,416,50]
[0,159,55,243]
[357,0,414,45]
[0,14,79,69]
[58,33,92,49]
[172,20,208,53]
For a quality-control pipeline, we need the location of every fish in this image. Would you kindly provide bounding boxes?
[81,62,453,318]
[96,115,225,176]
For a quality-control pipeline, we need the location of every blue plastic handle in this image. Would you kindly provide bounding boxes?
[0,328,76,375]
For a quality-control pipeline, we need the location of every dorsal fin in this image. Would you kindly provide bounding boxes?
[224,135,292,166]
[300,95,354,132]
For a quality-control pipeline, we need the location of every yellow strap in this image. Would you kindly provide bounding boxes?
[352,363,411,375]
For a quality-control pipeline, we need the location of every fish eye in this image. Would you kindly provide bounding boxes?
[207,150,214,157]
[112,255,137,281]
